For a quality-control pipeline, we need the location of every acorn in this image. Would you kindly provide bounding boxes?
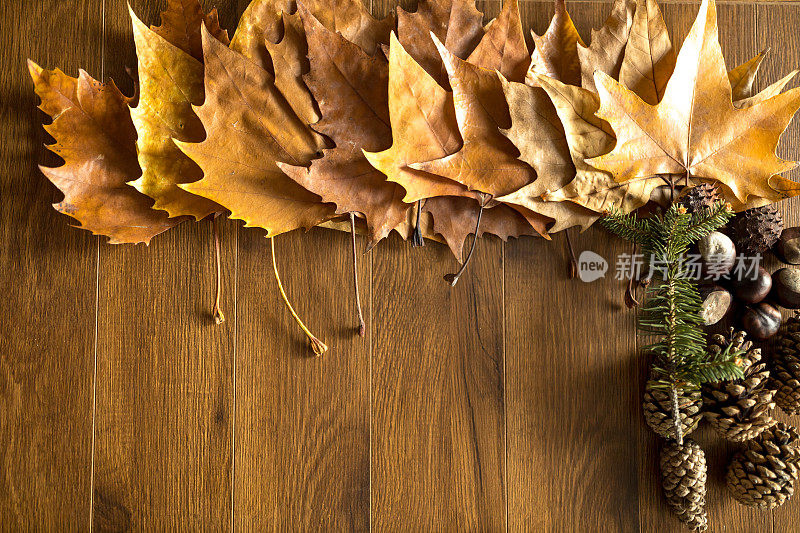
[772,268,800,309]
[699,285,733,326]
[775,228,800,265]
[742,302,782,340]
[732,267,772,304]
[698,231,736,279]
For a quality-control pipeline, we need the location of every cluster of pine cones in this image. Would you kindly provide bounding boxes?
[644,319,800,531]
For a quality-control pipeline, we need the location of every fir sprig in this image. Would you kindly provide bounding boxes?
[602,202,744,392]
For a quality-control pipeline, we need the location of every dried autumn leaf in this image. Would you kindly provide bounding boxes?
[411,35,535,200]
[278,7,407,245]
[736,69,799,109]
[578,0,635,92]
[363,32,474,205]
[618,0,675,105]
[396,0,484,87]
[527,0,584,87]
[151,0,229,62]
[29,62,182,244]
[128,7,223,220]
[535,73,661,213]
[176,27,334,236]
[425,197,540,262]
[466,0,528,82]
[590,0,800,205]
[729,47,768,102]
[496,76,600,231]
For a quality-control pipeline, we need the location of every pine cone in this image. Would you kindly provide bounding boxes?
[680,183,722,213]
[726,422,800,509]
[661,440,708,531]
[644,382,703,440]
[771,316,800,415]
[702,331,777,441]
[728,205,784,255]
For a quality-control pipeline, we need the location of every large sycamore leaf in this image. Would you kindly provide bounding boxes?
[411,35,535,199]
[397,0,484,87]
[496,76,600,231]
[527,0,584,87]
[590,0,800,204]
[466,0,528,82]
[128,6,223,220]
[618,0,675,105]
[177,28,334,236]
[279,9,407,245]
[363,33,473,204]
[29,62,182,244]
[151,0,229,62]
[536,74,660,213]
[578,0,635,92]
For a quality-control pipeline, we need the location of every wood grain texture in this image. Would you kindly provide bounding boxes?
[0,0,102,529]
[90,1,240,530]
[234,227,371,530]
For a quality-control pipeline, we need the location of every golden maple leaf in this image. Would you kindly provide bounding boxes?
[589,0,800,205]
[577,0,635,92]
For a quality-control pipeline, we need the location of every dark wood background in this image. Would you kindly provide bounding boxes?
[2,0,799,530]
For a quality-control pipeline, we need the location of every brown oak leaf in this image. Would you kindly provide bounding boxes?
[578,0,635,92]
[128,6,223,220]
[396,0,484,87]
[176,27,334,236]
[29,62,183,244]
[278,6,407,245]
[590,0,800,205]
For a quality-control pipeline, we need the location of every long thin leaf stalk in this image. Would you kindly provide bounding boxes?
[412,199,425,247]
[350,212,366,337]
[212,214,225,325]
[564,229,578,279]
[445,202,485,287]
[270,236,328,356]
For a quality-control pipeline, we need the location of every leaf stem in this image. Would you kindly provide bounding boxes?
[350,212,366,337]
[212,214,225,325]
[445,202,485,287]
[412,199,425,247]
[564,229,578,279]
[270,236,328,356]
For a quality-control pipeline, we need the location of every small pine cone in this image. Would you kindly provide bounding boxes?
[728,205,784,255]
[680,183,723,213]
[702,331,777,441]
[726,422,800,509]
[661,440,708,531]
[771,316,800,415]
[644,382,703,440]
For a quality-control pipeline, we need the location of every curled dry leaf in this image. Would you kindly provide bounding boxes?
[590,0,800,205]
[177,27,335,236]
[128,6,224,220]
[278,7,408,246]
[396,0,484,87]
[527,0,584,87]
[29,62,183,244]
[578,0,635,92]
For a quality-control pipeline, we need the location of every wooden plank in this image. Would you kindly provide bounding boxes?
[758,3,800,529]
[90,1,240,529]
[0,0,102,528]
[233,227,371,529]
[635,4,774,532]
[505,4,641,531]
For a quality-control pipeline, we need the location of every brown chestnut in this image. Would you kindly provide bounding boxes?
[741,302,782,340]
[732,266,772,304]
[698,285,732,326]
[775,227,800,265]
[772,268,800,309]
[698,231,736,279]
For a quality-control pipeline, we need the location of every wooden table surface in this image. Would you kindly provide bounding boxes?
[2,0,800,530]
